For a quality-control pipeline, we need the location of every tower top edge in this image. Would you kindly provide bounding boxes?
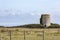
[41,14,50,16]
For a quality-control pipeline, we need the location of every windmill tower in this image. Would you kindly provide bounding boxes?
[40,14,50,27]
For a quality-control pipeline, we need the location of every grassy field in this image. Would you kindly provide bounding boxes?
[0,28,60,40]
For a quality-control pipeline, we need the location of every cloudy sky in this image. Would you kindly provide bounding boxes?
[0,0,60,26]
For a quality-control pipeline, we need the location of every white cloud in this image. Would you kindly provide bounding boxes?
[0,10,21,16]
[30,13,35,15]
